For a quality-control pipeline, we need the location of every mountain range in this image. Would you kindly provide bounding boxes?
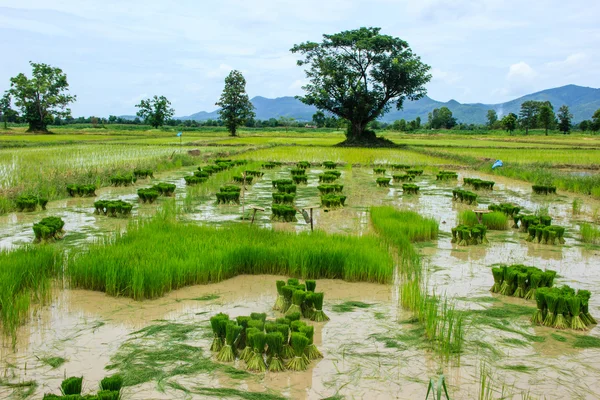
[176,85,600,124]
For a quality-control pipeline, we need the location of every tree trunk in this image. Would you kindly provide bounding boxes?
[230,127,237,137]
[26,119,48,133]
[346,120,375,142]
[525,127,529,135]
[545,127,548,136]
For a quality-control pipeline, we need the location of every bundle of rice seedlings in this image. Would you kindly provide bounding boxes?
[15,194,42,212]
[217,322,243,362]
[246,332,267,372]
[286,311,302,322]
[290,319,307,333]
[61,377,83,395]
[300,325,323,360]
[137,188,160,203]
[402,184,419,195]
[513,272,528,298]
[406,169,423,176]
[210,313,229,352]
[100,375,123,392]
[233,175,254,184]
[277,183,297,194]
[265,322,277,333]
[297,161,311,169]
[245,170,264,177]
[286,290,306,316]
[33,216,65,242]
[248,319,265,333]
[290,168,306,176]
[577,290,597,325]
[393,174,414,182]
[317,184,344,194]
[98,390,120,400]
[272,193,296,205]
[251,312,267,322]
[532,184,557,195]
[242,328,259,362]
[273,280,286,311]
[272,179,293,188]
[373,167,386,175]
[286,333,310,371]
[184,175,206,185]
[235,316,251,350]
[271,204,297,222]
[320,194,347,208]
[543,292,558,327]
[266,332,286,372]
[323,161,337,169]
[319,173,338,183]
[278,324,294,359]
[287,278,300,286]
[436,171,458,180]
[543,270,557,288]
[262,162,276,169]
[376,177,391,187]
[110,173,136,186]
[311,292,329,322]
[302,292,315,319]
[554,295,568,329]
[292,175,308,184]
[305,280,316,292]
[490,267,504,293]
[531,288,546,325]
[525,272,541,300]
[499,268,516,296]
[497,265,509,294]
[568,296,587,331]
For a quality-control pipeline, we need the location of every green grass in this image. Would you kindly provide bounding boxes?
[481,212,508,230]
[580,223,600,244]
[458,210,479,226]
[0,246,62,342]
[331,301,373,313]
[68,207,393,300]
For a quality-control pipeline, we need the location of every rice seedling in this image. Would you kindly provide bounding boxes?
[532,286,597,331]
[15,194,47,211]
[137,188,160,203]
[406,168,423,176]
[271,204,297,222]
[319,172,339,183]
[451,224,488,246]
[488,203,521,217]
[323,161,337,169]
[526,224,565,245]
[216,185,241,204]
[66,183,97,197]
[320,193,347,208]
[391,164,411,170]
[458,210,479,226]
[317,184,343,194]
[61,377,83,395]
[210,313,229,352]
[152,182,177,196]
[272,179,293,188]
[464,177,495,190]
[292,174,308,184]
[273,280,286,311]
[373,167,386,174]
[572,198,582,215]
[402,183,419,195]
[109,173,136,186]
[490,264,555,298]
[436,171,458,180]
[246,331,267,372]
[451,188,478,205]
[376,177,391,187]
[233,175,254,184]
[93,200,133,217]
[532,184,557,195]
[100,375,123,392]
[133,168,154,179]
[184,175,207,185]
[98,390,121,399]
[245,170,264,177]
[371,206,439,243]
[300,325,322,360]
[290,168,305,176]
[311,292,329,322]
[482,212,508,230]
[296,161,311,169]
[393,174,414,182]
[32,216,65,242]
[580,223,600,244]
[286,290,306,317]
[286,333,310,371]
[277,183,297,194]
[217,322,243,362]
[262,162,277,169]
[266,332,286,372]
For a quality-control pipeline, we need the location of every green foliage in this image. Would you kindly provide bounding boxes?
[15,194,47,211]
[216,70,255,136]
[532,184,557,194]
[501,112,518,134]
[109,173,136,186]
[8,61,76,132]
[458,210,479,227]
[436,171,458,180]
[291,27,431,140]
[100,375,123,392]
[135,95,175,128]
[463,177,495,190]
[271,204,297,222]
[451,188,478,204]
[428,107,456,129]
[331,301,373,313]
[538,103,555,135]
[320,193,346,208]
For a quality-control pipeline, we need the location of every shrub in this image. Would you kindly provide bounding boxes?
[32,216,65,242]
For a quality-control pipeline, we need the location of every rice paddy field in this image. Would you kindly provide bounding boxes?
[2,126,600,399]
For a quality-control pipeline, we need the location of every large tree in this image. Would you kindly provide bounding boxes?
[216,70,255,137]
[501,113,518,135]
[429,107,456,129]
[592,109,600,132]
[7,62,75,132]
[486,109,498,128]
[518,101,540,135]
[291,27,431,143]
[537,103,555,136]
[557,105,572,134]
[135,95,174,128]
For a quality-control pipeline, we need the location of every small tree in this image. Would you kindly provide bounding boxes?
[291,27,431,143]
[501,113,518,135]
[430,107,456,129]
[557,105,572,135]
[486,109,498,128]
[216,70,255,137]
[579,120,591,132]
[0,93,13,129]
[279,116,295,132]
[7,62,76,132]
[135,95,174,128]
[592,109,600,132]
[538,103,555,136]
[312,111,326,127]
[518,101,540,135]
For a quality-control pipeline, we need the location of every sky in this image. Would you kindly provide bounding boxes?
[1,0,599,117]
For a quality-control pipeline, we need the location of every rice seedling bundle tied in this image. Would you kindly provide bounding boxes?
[532,184,557,195]
[402,184,419,195]
[393,174,414,182]
[373,167,386,175]
[296,161,311,169]
[272,179,293,188]
[43,374,122,399]
[275,279,329,322]
[133,168,154,178]
[245,170,264,177]
[376,177,391,187]
[66,183,97,197]
[152,182,176,196]
[110,173,136,186]
[488,203,521,217]
[262,162,279,169]
[452,189,478,205]
[317,184,343,194]
[272,193,295,205]
[16,194,48,212]
[271,204,297,222]
[216,185,241,204]
[532,286,597,331]
[33,216,65,242]
[391,164,411,170]
[319,172,339,183]
[490,264,556,299]
[233,175,253,184]
[61,377,83,395]
[451,224,488,246]
[320,193,346,208]
[463,177,495,190]
[94,200,133,217]
[436,171,458,180]
[406,169,423,176]
[292,174,308,184]
[526,224,565,245]
[513,214,551,231]
[277,183,297,194]
[290,168,306,176]
[184,175,207,185]
[137,188,160,203]
[323,161,337,169]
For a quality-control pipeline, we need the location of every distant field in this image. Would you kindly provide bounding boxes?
[426,147,600,166]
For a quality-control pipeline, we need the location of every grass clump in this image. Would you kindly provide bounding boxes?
[482,212,508,230]
[61,377,83,395]
[68,213,393,300]
[371,206,438,243]
[33,216,65,242]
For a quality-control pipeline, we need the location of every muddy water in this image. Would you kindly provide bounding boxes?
[2,165,600,399]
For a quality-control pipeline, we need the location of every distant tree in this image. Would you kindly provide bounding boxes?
[501,113,518,135]
[538,103,555,136]
[393,119,407,131]
[411,116,421,130]
[0,93,14,129]
[108,115,117,124]
[518,101,541,135]
[369,120,382,130]
[430,107,456,129]
[592,109,600,132]
[486,109,498,128]
[216,70,255,137]
[291,27,431,143]
[279,116,295,132]
[136,95,174,128]
[7,62,76,132]
[557,105,572,135]
[579,120,591,132]
[312,111,326,128]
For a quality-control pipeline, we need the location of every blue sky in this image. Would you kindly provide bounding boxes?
[1,0,598,117]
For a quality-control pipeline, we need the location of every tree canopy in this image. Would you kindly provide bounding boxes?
[501,113,518,134]
[291,27,431,142]
[135,95,174,128]
[7,62,76,132]
[216,70,255,136]
[537,103,555,135]
[428,107,456,129]
[486,109,498,128]
[557,105,572,134]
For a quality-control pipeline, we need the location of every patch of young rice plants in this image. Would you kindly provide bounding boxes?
[67,213,393,300]
[481,212,508,230]
[579,223,600,244]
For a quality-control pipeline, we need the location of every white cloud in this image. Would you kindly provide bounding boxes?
[507,62,537,81]
[431,68,461,85]
[545,53,588,70]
